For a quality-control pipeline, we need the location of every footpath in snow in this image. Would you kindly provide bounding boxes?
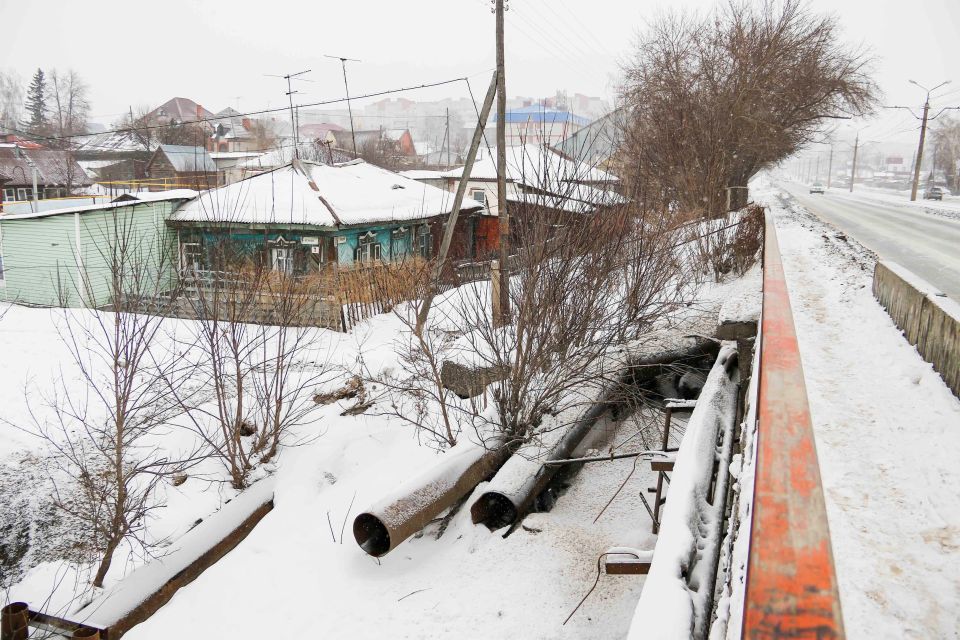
[759,186,960,639]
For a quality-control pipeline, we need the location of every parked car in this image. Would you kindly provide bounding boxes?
[923,186,944,201]
[809,182,825,194]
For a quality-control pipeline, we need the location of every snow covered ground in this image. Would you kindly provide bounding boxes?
[0,290,716,638]
[755,180,960,639]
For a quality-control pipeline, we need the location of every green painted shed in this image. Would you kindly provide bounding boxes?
[0,193,194,307]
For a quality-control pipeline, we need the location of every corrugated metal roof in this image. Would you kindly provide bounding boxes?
[157,145,217,173]
[493,105,590,126]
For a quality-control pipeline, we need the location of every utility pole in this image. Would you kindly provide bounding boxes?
[415,72,499,334]
[884,80,951,200]
[849,133,859,193]
[266,69,311,157]
[827,143,834,189]
[325,54,361,158]
[446,108,451,169]
[494,0,510,326]
[910,94,932,201]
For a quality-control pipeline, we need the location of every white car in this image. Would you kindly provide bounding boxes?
[809,183,825,194]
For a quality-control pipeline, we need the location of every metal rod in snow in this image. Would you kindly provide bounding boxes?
[541,450,671,467]
[414,71,499,335]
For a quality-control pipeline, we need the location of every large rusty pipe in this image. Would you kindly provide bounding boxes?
[353,442,509,556]
[471,337,719,530]
[1,603,28,640]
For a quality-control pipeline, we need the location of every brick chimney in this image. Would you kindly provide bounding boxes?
[242,118,251,130]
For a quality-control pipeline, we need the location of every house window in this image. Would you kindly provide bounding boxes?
[355,232,381,264]
[271,247,294,274]
[416,225,432,259]
[181,242,203,273]
[16,188,32,201]
[391,227,409,260]
[470,189,487,206]
[2,189,14,202]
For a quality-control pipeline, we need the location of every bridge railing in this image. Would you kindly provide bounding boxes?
[742,210,844,638]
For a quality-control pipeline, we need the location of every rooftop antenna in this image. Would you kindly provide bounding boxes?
[324,54,361,157]
[265,69,311,157]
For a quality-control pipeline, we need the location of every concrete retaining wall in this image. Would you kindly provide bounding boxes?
[873,261,960,397]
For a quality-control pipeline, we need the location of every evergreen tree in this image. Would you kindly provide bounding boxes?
[22,68,48,132]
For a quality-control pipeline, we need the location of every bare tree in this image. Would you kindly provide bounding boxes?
[248,118,281,152]
[0,69,23,132]
[47,69,90,143]
[931,116,960,191]
[168,236,330,489]
[619,0,877,213]
[26,207,194,588]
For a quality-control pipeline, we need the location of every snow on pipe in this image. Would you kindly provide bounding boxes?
[471,338,720,531]
[626,344,740,640]
[353,441,510,557]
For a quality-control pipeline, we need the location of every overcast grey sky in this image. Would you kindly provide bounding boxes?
[3,0,959,146]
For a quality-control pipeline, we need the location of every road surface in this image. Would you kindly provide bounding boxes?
[778,182,960,301]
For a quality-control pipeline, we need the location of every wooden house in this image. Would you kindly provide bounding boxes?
[0,145,93,203]
[167,158,486,275]
[145,145,219,191]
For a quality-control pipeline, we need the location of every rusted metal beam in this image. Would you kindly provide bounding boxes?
[743,212,844,638]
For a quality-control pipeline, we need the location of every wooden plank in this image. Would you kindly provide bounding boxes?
[743,213,844,638]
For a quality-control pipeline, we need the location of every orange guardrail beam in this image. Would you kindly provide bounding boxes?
[743,211,844,639]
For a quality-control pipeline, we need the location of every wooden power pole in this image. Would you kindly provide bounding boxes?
[415,72,499,334]
[495,0,510,326]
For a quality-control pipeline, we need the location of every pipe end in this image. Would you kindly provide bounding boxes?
[353,513,392,557]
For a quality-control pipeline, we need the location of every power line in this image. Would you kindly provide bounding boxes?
[3,76,472,146]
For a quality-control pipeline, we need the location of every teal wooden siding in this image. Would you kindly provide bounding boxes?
[0,201,178,307]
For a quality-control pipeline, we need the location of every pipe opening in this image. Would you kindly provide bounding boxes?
[470,491,518,530]
[72,627,100,640]
[353,513,391,557]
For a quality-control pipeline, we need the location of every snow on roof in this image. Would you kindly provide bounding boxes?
[399,169,447,181]
[157,145,217,172]
[209,151,264,160]
[172,160,482,228]
[112,189,198,203]
[441,144,621,207]
[0,191,195,221]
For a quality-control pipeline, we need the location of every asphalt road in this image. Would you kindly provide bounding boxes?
[779,182,960,301]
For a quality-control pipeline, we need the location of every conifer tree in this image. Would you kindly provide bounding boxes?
[22,68,48,132]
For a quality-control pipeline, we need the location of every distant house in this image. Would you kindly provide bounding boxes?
[75,130,155,187]
[145,145,219,190]
[208,108,264,153]
[490,104,590,147]
[336,128,417,158]
[0,192,194,306]
[439,144,621,218]
[553,110,627,176]
[0,145,92,203]
[300,123,344,145]
[168,159,486,273]
[145,97,215,127]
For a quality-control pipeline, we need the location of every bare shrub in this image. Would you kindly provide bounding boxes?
[23,209,194,588]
